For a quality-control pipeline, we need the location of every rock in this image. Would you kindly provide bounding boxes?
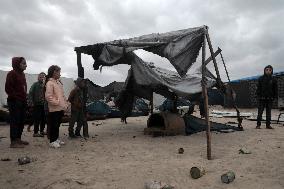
[18,156,31,165]
[239,147,251,154]
[146,182,160,189]
[162,185,174,189]
[1,158,11,161]
[190,166,205,179]
[221,171,235,184]
[75,180,85,185]
[145,181,174,189]
[178,148,184,154]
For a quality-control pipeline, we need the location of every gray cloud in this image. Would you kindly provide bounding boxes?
[0,0,283,86]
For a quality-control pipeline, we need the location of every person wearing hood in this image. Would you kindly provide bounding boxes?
[68,78,89,138]
[256,65,278,129]
[5,57,29,148]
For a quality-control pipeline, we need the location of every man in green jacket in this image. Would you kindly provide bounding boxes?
[28,72,46,137]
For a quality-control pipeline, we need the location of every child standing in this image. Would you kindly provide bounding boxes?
[68,78,89,138]
[5,57,29,148]
[45,65,69,148]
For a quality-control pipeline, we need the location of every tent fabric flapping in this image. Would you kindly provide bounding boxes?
[75,26,207,77]
[124,54,216,99]
[75,25,217,117]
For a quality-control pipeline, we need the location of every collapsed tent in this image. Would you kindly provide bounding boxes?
[75,25,221,117]
[75,26,207,76]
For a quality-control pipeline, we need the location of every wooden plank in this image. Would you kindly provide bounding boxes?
[202,33,212,160]
[204,47,222,66]
[76,51,84,78]
[150,91,153,114]
[206,33,221,85]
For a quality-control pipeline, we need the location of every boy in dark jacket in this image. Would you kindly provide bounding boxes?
[28,72,46,137]
[5,57,29,148]
[68,78,89,138]
[256,65,278,129]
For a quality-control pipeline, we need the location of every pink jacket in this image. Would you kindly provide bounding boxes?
[45,78,69,112]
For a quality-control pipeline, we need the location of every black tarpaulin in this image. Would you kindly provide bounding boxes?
[75,26,206,77]
[74,26,219,117]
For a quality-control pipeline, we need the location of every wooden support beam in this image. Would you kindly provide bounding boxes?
[76,51,84,78]
[206,33,221,86]
[202,34,212,160]
[220,51,230,82]
[173,94,178,113]
[150,91,153,114]
[204,47,222,66]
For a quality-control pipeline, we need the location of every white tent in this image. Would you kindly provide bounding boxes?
[0,70,75,107]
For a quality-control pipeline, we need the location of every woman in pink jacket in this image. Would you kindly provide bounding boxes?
[45,65,69,148]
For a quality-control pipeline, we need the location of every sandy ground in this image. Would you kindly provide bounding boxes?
[0,108,283,189]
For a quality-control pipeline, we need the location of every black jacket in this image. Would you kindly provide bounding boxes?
[256,66,278,100]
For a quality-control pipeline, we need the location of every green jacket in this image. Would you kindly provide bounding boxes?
[28,81,45,106]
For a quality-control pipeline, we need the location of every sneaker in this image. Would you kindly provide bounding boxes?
[256,126,261,129]
[266,125,274,129]
[55,139,65,145]
[33,133,44,137]
[49,141,61,148]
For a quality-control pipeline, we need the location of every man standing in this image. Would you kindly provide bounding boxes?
[256,65,278,129]
[68,78,89,138]
[28,72,46,137]
[5,57,29,148]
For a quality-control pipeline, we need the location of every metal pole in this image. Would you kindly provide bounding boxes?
[202,33,212,160]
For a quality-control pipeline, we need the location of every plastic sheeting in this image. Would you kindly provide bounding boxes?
[75,26,218,117]
[128,55,215,99]
[113,56,215,116]
[75,26,207,77]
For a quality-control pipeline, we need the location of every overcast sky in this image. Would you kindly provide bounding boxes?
[0,0,283,86]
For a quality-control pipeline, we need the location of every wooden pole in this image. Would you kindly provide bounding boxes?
[76,51,84,78]
[150,91,153,114]
[204,47,222,66]
[173,94,178,113]
[205,33,221,86]
[220,51,231,82]
[202,33,212,160]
